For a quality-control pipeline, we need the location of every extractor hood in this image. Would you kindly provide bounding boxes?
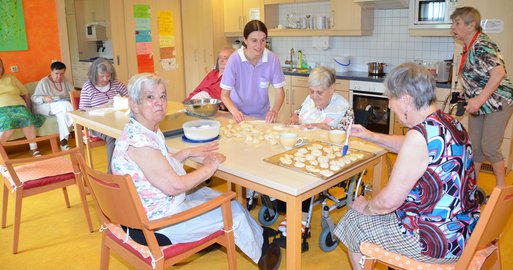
[354,0,409,9]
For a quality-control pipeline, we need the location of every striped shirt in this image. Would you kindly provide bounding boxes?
[78,80,127,110]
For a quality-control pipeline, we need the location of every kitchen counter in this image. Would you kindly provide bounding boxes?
[283,68,451,89]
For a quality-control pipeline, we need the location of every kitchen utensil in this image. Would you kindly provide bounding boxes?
[342,121,352,156]
[182,119,220,141]
[305,15,312,29]
[367,62,386,76]
[334,56,351,72]
[183,98,221,117]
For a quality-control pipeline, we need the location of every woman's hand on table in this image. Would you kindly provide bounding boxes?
[265,110,278,123]
[203,152,226,169]
[285,114,299,126]
[187,141,220,158]
[231,110,245,123]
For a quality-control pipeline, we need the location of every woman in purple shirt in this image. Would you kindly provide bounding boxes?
[220,20,286,123]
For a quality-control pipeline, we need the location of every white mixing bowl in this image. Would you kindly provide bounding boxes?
[182,120,220,141]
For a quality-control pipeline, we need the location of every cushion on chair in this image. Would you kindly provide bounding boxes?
[105,223,224,263]
[360,242,498,270]
[1,156,75,189]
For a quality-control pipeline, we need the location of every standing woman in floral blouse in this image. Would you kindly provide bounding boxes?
[451,7,513,187]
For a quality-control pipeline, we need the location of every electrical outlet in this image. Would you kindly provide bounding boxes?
[10,66,19,72]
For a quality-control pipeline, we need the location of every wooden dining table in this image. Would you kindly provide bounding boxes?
[68,101,388,270]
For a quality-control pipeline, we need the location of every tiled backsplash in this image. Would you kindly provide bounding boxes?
[270,6,455,73]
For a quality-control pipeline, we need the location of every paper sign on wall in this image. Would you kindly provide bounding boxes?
[134,4,154,73]
[158,11,176,71]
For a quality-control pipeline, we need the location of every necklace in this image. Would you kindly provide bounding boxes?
[457,31,480,77]
[50,76,63,92]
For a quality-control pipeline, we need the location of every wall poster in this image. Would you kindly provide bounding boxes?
[0,0,28,51]
[133,4,154,73]
[157,10,176,71]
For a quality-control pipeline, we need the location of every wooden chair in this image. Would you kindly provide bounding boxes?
[360,185,513,270]
[70,90,106,169]
[0,134,93,253]
[78,156,238,270]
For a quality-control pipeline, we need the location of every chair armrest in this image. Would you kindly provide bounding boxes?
[144,191,236,231]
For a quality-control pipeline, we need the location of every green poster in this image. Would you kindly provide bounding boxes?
[133,4,151,18]
[0,0,28,51]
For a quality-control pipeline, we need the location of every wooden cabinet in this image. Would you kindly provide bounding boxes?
[182,0,230,94]
[223,0,263,36]
[330,0,373,35]
[334,79,349,100]
[271,75,309,123]
[264,0,293,3]
[265,0,373,36]
[71,61,91,88]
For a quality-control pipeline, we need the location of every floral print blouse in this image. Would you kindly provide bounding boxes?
[112,118,186,220]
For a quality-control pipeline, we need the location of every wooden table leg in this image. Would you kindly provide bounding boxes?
[371,155,386,195]
[286,195,302,270]
[73,123,85,158]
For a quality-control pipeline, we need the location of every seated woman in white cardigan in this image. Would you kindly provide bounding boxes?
[31,61,74,150]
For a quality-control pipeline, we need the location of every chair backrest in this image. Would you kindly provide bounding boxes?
[78,156,148,229]
[70,90,81,110]
[455,185,513,269]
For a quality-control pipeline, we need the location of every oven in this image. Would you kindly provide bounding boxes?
[349,80,392,134]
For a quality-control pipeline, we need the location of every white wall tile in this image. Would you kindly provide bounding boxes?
[271,8,454,72]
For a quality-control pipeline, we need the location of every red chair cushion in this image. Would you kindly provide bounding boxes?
[106,229,224,264]
[1,156,75,189]
[22,173,75,189]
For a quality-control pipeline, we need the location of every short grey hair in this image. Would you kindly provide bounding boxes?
[450,6,482,32]
[87,57,117,84]
[127,73,165,118]
[384,62,437,110]
[127,73,165,104]
[308,66,336,89]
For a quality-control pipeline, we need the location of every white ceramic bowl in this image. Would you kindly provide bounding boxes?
[182,120,220,141]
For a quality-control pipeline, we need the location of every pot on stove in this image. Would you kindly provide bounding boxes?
[367,62,386,76]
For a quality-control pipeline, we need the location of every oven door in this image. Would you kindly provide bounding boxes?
[349,90,391,134]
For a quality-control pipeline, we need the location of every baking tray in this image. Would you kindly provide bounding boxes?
[264,141,375,180]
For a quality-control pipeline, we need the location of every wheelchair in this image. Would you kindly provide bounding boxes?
[256,170,370,252]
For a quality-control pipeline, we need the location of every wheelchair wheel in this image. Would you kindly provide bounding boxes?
[319,226,339,252]
[258,206,280,226]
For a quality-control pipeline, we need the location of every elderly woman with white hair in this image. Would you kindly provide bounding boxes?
[285,66,350,129]
[334,62,480,268]
[273,66,350,244]
[111,73,281,270]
